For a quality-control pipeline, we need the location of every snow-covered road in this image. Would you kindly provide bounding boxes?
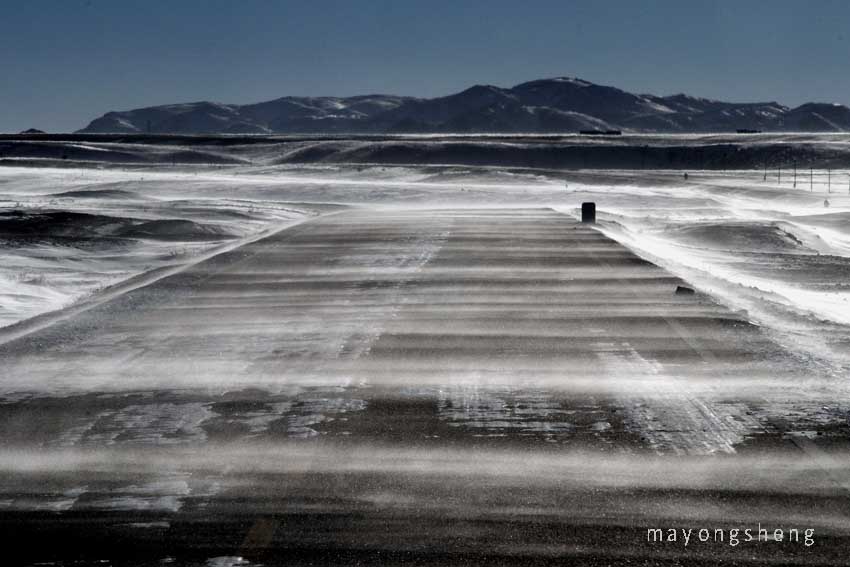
[2,157,850,565]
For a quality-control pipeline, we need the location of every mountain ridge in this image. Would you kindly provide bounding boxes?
[77,77,850,134]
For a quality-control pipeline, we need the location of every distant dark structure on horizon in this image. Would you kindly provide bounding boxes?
[736,129,762,134]
[580,129,622,136]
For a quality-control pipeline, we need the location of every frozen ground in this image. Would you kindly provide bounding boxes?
[555,168,850,374]
[0,166,329,327]
[4,162,849,374]
[1,138,850,565]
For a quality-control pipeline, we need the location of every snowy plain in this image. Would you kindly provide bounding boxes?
[3,160,849,375]
[2,139,850,564]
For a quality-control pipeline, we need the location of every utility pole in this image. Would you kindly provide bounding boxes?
[793,161,797,188]
[763,163,767,181]
[778,167,781,185]
[828,169,831,193]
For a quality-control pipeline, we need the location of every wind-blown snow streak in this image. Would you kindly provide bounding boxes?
[0,166,319,328]
[563,172,850,374]
[3,157,850,564]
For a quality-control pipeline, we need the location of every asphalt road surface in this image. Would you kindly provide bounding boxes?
[1,208,849,566]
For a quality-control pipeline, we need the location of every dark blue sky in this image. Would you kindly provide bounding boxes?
[2,0,849,132]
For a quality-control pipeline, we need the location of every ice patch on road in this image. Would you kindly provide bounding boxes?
[436,384,574,437]
[597,344,761,455]
[56,402,213,447]
[206,557,251,567]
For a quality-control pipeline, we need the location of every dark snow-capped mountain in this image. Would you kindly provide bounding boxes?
[77,77,850,134]
[81,96,415,135]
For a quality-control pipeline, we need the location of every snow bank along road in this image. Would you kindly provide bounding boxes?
[1,208,849,565]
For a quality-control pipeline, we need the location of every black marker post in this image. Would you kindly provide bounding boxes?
[582,202,596,223]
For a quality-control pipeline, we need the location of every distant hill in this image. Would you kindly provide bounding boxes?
[77,77,850,134]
